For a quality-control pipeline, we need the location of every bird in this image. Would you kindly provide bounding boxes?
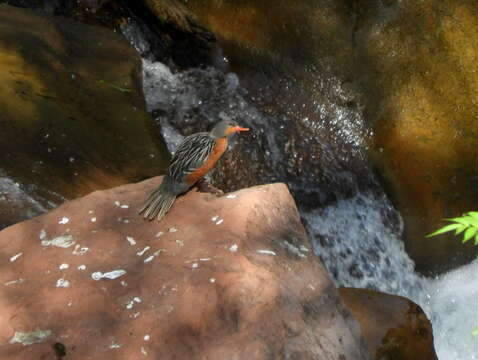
[140,120,250,221]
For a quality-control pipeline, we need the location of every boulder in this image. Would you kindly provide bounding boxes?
[339,288,437,360]
[0,5,169,228]
[354,0,478,273]
[0,177,371,360]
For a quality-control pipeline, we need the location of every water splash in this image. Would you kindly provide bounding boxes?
[421,261,478,359]
[302,190,424,298]
[0,175,62,229]
[0,177,48,217]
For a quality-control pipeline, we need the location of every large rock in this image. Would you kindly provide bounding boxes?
[0,5,169,228]
[0,178,370,360]
[354,0,478,273]
[339,288,437,360]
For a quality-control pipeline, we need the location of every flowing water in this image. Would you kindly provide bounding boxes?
[0,177,48,217]
[123,23,477,360]
[0,172,62,228]
[424,261,478,359]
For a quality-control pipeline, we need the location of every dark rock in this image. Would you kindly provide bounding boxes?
[339,287,437,360]
[0,5,169,227]
[124,0,217,67]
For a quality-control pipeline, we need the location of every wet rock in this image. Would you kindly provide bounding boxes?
[354,0,478,273]
[141,0,195,34]
[339,287,437,360]
[126,0,216,67]
[0,0,120,25]
[0,0,216,67]
[0,5,168,226]
[0,177,370,359]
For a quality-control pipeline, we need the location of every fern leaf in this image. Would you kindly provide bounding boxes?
[455,224,468,235]
[446,217,470,226]
[426,223,463,237]
[462,227,478,243]
[464,215,478,228]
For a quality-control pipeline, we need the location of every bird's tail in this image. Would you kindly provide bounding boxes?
[139,180,177,221]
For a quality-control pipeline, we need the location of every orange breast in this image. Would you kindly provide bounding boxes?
[185,137,228,184]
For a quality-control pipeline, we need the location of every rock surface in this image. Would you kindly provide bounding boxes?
[355,0,478,273]
[0,5,169,228]
[0,177,370,360]
[339,288,437,360]
[139,0,216,67]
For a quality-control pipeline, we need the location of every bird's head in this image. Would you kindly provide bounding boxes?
[210,120,249,138]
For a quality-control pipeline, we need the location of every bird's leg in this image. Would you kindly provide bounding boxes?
[196,178,224,196]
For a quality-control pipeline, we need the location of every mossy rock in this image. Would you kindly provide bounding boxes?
[0,5,169,227]
[354,0,478,273]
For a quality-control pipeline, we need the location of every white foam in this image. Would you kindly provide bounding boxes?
[421,261,478,359]
[303,191,424,298]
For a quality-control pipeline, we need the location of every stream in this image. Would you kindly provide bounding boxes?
[122,22,477,360]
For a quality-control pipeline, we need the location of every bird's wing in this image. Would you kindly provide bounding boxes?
[168,133,216,182]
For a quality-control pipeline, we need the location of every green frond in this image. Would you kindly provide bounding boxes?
[426,223,463,237]
[462,227,478,243]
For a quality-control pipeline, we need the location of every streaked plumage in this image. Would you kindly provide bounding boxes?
[169,133,216,181]
[140,120,249,221]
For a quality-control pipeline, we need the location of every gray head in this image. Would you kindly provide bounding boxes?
[210,120,249,139]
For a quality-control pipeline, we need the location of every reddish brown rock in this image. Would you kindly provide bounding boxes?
[0,178,370,360]
[339,288,437,360]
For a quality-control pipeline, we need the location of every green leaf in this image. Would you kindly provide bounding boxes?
[426,223,463,237]
[467,211,478,220]
[464,215,478,228]
[455,224,468,235]
[446,217,470,226]
[472,326,478,337]
[462,227,478,243]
